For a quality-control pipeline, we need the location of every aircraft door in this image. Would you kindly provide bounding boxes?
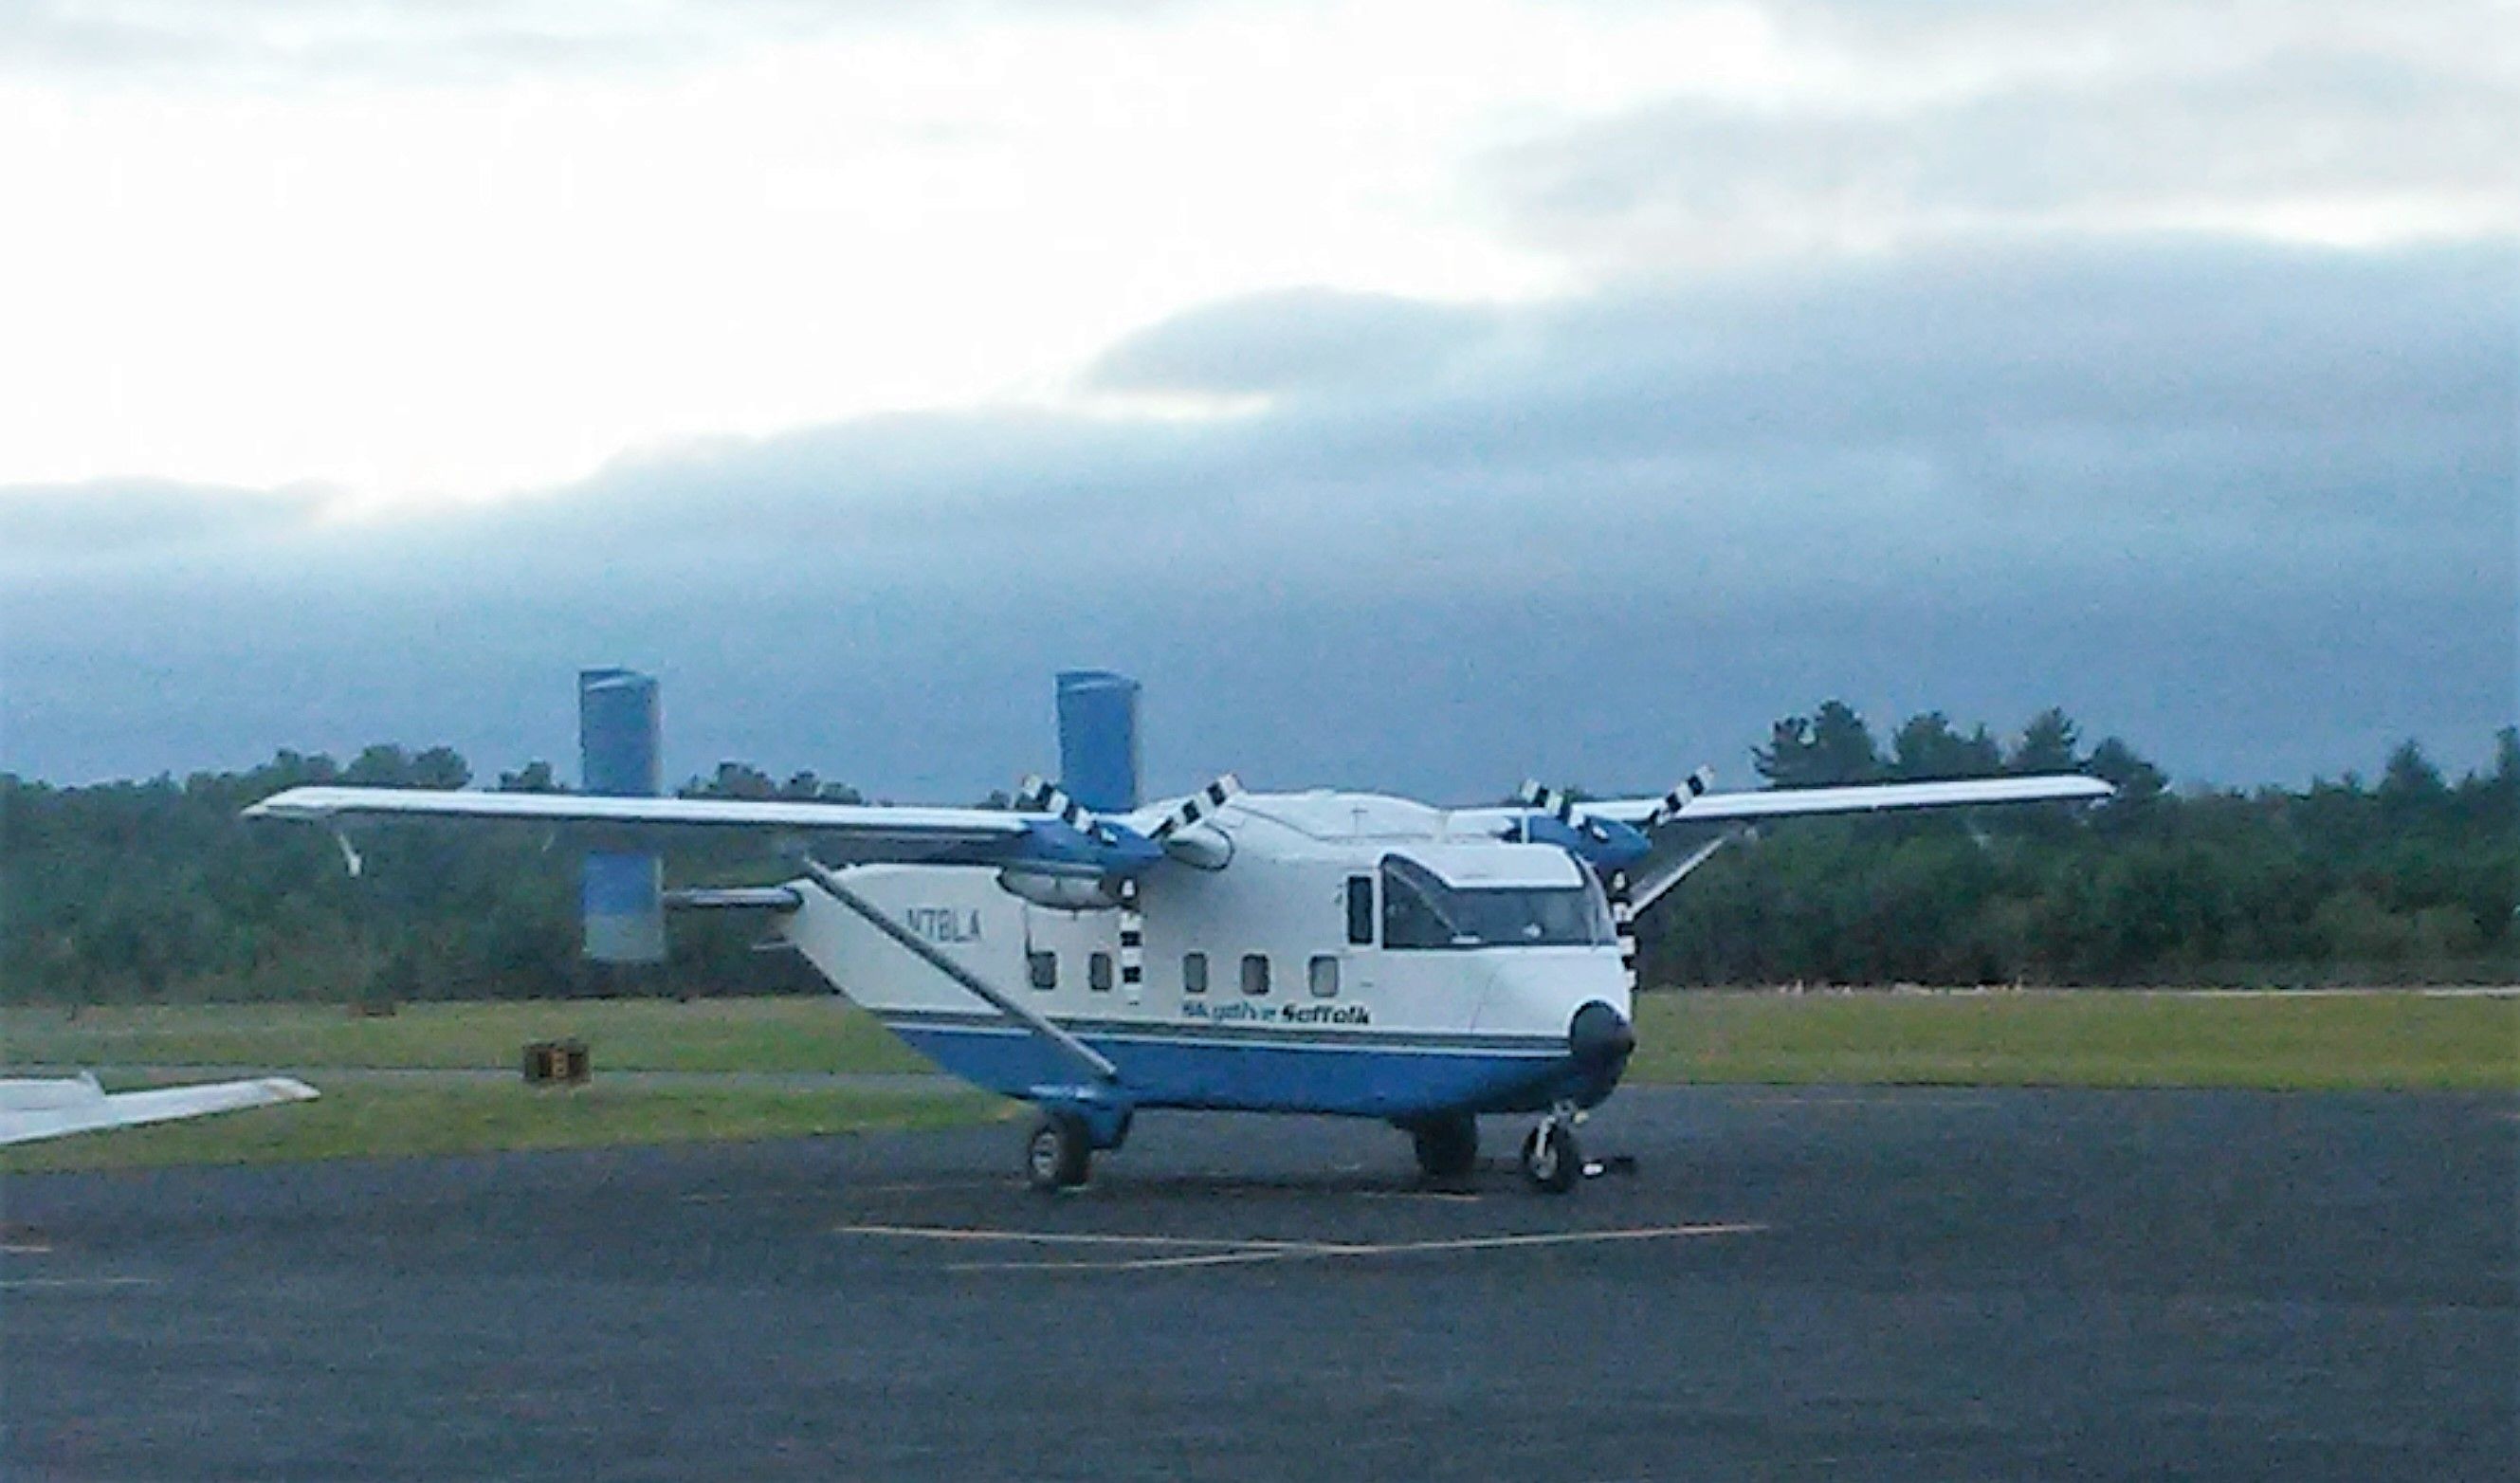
[1342,874,1378,998]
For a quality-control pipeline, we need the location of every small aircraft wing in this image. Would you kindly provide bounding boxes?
[0,1073,319,1147]
[1580,775,2114,827]
[244,786,1159,873]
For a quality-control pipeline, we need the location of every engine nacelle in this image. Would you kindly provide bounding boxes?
[1160,822,1233,870]
[995,870,1121,911]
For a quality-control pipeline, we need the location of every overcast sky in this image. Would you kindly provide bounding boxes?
[2,0,2512,798]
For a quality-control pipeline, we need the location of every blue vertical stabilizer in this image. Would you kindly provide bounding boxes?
[1055,670,1141,814]
[580,668,666,964]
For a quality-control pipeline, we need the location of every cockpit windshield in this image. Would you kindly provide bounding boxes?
[1379,854,1613,950]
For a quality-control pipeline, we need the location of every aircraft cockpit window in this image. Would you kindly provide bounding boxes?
[1182,952,1208,994]
[1028,950,1058,990]
[1088,951,1114,992]
[1379,855,1613,950]
[1241,953,1270,996]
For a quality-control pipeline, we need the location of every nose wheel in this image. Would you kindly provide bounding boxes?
[1520,1109,1582,1195]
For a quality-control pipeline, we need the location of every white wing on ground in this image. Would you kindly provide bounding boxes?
[0,1073,320,1146]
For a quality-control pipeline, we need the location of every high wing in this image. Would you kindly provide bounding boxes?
[1580,774,2113,826]
[1455,773,2112,837]
[0,1072,319,1147]
[245,786,1160,874]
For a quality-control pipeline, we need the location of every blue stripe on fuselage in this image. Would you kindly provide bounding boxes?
[884,1019,1616,1119]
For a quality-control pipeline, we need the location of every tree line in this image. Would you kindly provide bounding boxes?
[1651,708,2513,988]
[2,710,2511,1005]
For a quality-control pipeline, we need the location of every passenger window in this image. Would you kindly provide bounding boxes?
[1308,955,1339,998]
[1240,954,1270,997]
[1345,876,1375,945]
[1088,951,1114,993]
[1027,951,1057,991]
[1182,952,1208,995]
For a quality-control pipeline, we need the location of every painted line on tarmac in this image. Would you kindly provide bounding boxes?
[835,1222,1347,1254]
[1350,1222,1767,1257]
[835,1219,1768,1272]
[958,1222,1768,1272]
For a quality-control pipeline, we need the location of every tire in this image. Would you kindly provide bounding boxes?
[1520,1123,1580,1195]
[1410,1113,1480,1181]
[1025,1111,1091,1191]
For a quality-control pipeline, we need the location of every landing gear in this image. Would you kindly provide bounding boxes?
[1025,1110,1091,1191]
[1520,1108,1582,1195]
[1409,1112,1479,1181]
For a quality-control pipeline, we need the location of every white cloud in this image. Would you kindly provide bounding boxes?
[0,0,2508,514]
[1,1,1766,502]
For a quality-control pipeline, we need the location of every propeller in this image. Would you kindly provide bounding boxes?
[1015,774,1111,843]
[1146,774,1242,870]
[1012,772,1228,1003]
[1513,774,1707,995]
[1643,768,1716,829]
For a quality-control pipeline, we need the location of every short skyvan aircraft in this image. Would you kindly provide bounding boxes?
[247,670,2109,1194]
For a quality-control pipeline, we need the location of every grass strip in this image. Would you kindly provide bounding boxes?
[1,997,926,1075]
[7,989,2512,1105]
[0,1080,1009,1174]
[1627,991,2518,1092]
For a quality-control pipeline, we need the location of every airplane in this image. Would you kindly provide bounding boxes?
[245,669,2111,1194]
[0,1071,318,1147]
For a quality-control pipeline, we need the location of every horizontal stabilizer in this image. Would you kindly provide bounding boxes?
[663,886,806,911]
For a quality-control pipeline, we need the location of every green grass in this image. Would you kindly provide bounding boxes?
[1627,990,2519,1092]
[1,996,927,1075]
[0,1079,1010,1174]
[2,991,2508,1173]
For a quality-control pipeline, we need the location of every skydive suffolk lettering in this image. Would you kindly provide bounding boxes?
[1183,1001,1371,1026]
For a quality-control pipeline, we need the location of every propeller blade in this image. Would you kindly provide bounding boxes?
[1016,774,1102,838]
[1645,768,1716,830]
[1149,774,1243,842]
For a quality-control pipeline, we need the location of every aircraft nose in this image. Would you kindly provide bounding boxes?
[1568,999,1635,1069]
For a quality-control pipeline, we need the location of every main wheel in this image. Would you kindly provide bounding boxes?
[1520,1122,1580,1195]
[1025,1111,1091,1191]
[1410,1113,1480,1181]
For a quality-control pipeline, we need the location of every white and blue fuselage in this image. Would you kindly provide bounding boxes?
[777,790,1634,1124]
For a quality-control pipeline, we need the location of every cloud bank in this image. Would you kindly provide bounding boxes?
[6,239,2507,796]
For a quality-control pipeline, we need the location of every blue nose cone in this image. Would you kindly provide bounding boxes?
[1568,1000,1635,1069]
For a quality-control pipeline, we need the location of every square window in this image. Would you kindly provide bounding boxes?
[1182,952,1208,995]
[1240,954,1270,997]
[1088,951,1114,993]
[1308,955,1339,998]
[1027,951,1057,991]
